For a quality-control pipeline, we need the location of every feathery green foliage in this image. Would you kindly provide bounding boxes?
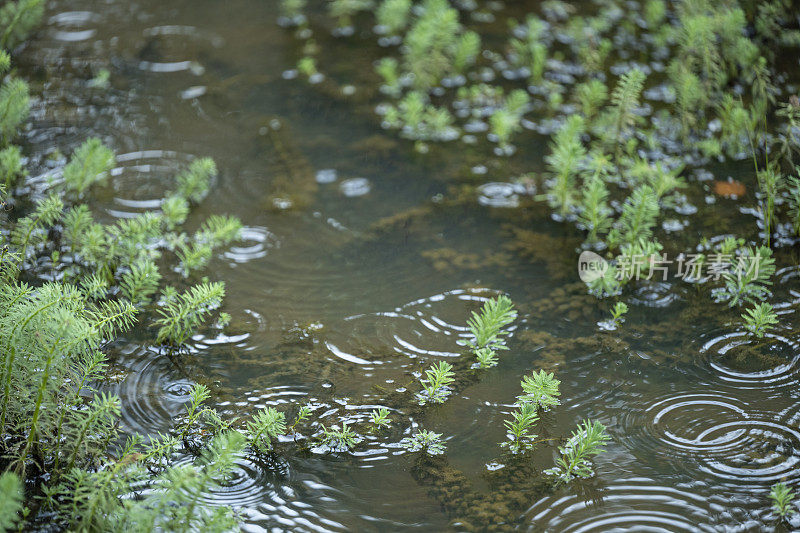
[369,408,392,430]
[578,173,612,242]
[403,0,479,90]
[0,77,29,146]
[0,471,23,531]
[400,429,446,455]
[546,419,610,482]
[120,258,161,306]
[154,282,226,346]
[465,295,517,351]
[601,69,645,148]
[519,370,561,411]
[246,407,287,453]
[771,482,797,518]
[320,422,360,451]
[607,185,660,249]
[499,403,538,453]
[417,361,455,405]
[177,157,216,204]
[545,115,586,216]
[742,302,779,338]
[713,246,775,306]
[0,145,23,188]
[0,0,44,49]
[62,138,115,195]
[376,0,411,36]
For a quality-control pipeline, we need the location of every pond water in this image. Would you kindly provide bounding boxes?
[15,0,800,530]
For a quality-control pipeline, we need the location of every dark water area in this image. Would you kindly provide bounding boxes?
[13,0,800,530]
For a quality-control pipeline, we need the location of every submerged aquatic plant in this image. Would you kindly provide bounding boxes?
[246,407,287,453]
[713,246,775,306]
[544,115,586,216]
[402,0,479,89]
[770,482,797,518]
[0,0,44,49]
[369,408,392,430]
[607,185,660,250]
[417,361,455,405]
[154,282,226,346]
[0,471,22,530]
[546,419,610,483]
[62,138,115,195]
[742,302,779,338]
[464,295,517,351]
[400,429,446,455]
[519,370,561,411]
[319,422,360,452]
[500,403,539,453]
[610,301,628,325]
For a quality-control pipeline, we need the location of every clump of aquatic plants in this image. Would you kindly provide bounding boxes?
[500,370,560,453]
[0,22,266,525]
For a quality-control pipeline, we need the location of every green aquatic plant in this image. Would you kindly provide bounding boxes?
[297,56,318,79]
[280,0,307,21]
[320,422,360,451]
[545,115,586,216]
[607,185,660,250]
[0,145,23,188]
[120,258,161,306]
[45,431,244,532]
[742,302,779,338]
[0,0,44,50]
[756,164,782,245]
[499,403,539,453]
[154,282,226,346]
[62,138,115,195]
[417,361,455,405]
[369,408,392,430]
[489,90,530,151]
[402,0,479,89]
[400,429,446,455]
[329,0,374,29]
[376,57,402,97]
[577,173,612,242]
[574,79,608,120]
[610,301,628,325]
[382,91,457,142]
[713,246,775,306]
[290,405,312,433]
[519,370,561,411]
[0,77,29,146]
[176,157,216,204]
[0,471,22,530]
[376,0,411,35]
[464,295,517,354]
[770,482,797,518]
[474,347,498,369]
[246,407,287,453]
[508,16,547,83]
[546,419,610,483]
[601,69,646,150]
